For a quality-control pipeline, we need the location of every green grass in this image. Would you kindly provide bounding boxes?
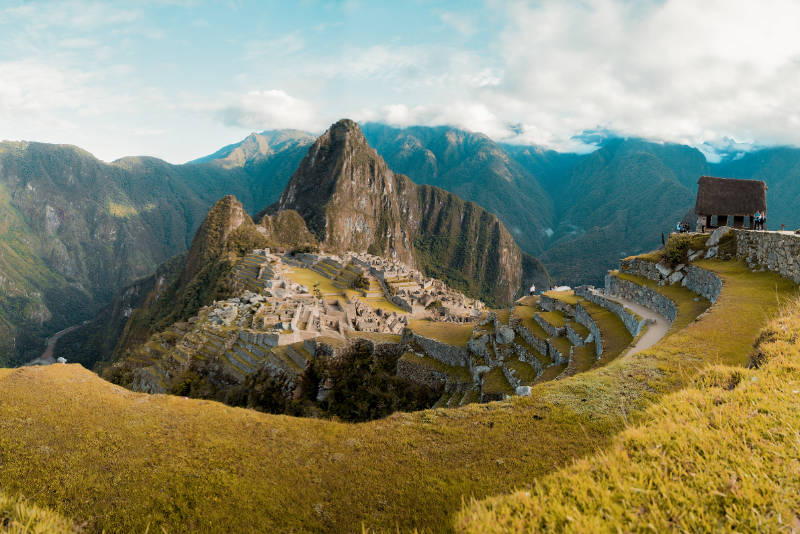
[578,300,633,365]
[536,310,567,328]
[408,319,474,348]
[399,352,472,383]
[0,259,794,533]
[566,321,590,338]
[542,290,579,305]
[503,358,539,384]
[481,367,514,396]
[458,296,800,533]
[512,305,550,341]
[548,337,572,359]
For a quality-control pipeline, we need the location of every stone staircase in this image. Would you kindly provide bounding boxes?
[232,252,272,293]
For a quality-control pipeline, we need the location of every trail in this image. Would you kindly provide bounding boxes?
[598,291,671,357]
[25,324,83,366]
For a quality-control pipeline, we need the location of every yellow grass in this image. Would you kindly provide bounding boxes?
[543,290,579,305]
[0,491,74,533]
[408,319,474,347]
[107,201,138,218]
[0,259,793,533]
[458,296,800,533]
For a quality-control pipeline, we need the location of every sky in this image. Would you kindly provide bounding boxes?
[1,0,800,163]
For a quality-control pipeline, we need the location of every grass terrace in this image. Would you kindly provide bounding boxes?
[408,319,474,347]
[512,305,551,341]
[0,259,794,533]
[503,358,540,385]
[542,290,580,305]
[481,367,515,397]
[537,310,567,328]
[399,352,472,383]
[577,300,633,364]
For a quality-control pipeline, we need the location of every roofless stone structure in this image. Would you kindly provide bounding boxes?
[694,175,767,231]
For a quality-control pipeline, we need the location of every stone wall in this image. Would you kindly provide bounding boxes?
[512,342,544,375]
[534,312,566,337]
[404,331,470,368]
[735,229,800,284]
[538,295,576,315]
[575,285,647,337]
[396,356,450,390]
[681,265,722,303]
[390,295,413,312]
[604,273,677,322]
[573,303,603,357]
[511,318,549,359]
[619,258,661,281]
[564,323,586,346]
[546,339,569,364]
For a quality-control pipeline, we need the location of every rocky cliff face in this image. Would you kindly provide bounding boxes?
[276,119,544,305]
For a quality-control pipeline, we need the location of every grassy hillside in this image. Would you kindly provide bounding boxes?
[458,297,800,532]
[0,258,792,532]
[0,138,308,365]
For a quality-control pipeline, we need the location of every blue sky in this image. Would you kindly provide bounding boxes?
[2,0,800,163]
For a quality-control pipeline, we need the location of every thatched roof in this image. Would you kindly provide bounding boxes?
[695,176,767,216]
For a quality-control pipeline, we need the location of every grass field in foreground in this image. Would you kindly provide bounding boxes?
[0,491,74,533]
[0,260,793,533]
[459,297,800,533]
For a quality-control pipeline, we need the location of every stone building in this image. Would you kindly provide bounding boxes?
[694,176,767,231]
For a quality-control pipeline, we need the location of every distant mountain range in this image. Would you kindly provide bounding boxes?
[3,122,800,365]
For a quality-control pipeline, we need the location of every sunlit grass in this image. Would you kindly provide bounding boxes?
[408,319,474,347]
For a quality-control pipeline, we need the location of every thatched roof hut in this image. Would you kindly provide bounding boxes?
[694,176,767,230]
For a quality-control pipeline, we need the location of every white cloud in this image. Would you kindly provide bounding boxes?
[217,90,321,131]
[483,0,800,152]
[440,11,476,36]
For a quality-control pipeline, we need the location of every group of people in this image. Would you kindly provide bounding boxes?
[675,221,691,233]
[753,210,766,230]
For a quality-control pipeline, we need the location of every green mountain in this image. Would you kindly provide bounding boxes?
[0,135,309,366]
[276,119,549,305]
[361,123,557,255]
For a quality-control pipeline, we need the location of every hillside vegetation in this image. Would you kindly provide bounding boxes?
[0,256,793,532]
[0,134,309,365]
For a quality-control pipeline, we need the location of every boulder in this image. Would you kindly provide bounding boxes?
[706,226,731,247]
[515,385,532,396]
[667,271,684,285]
[496,325,515,345]
[705,246,718,259]
[56,357,67,364]
[656,263,673,278]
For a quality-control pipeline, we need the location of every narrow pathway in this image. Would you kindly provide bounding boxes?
[596,291,671,357]
[25,323,84,366]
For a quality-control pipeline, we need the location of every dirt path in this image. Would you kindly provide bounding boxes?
[25,324,83,366]
[598,292,671,357]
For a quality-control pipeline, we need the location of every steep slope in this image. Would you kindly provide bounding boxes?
[537,139,706,284]
[0,139,307,365]
[191,129,314,168]
[362,123,555,255]
[276,119,548,305]
[57,197,316,368]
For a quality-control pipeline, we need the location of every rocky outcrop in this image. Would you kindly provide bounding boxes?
[274,119,544,305]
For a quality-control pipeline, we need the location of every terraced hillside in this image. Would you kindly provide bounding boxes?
[0,237,794,532]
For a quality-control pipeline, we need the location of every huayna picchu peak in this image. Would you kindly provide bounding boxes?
[276,119,549,306]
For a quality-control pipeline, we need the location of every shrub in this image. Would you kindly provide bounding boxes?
[664,234,692,266]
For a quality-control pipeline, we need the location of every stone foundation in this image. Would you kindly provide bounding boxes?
[573,303,603,357]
